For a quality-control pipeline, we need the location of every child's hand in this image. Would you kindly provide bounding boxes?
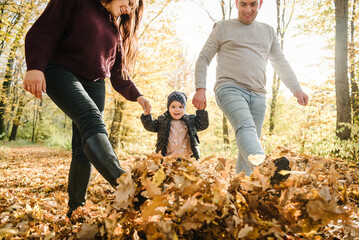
[137,96,152,115]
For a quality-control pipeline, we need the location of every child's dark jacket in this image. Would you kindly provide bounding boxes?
[140,110,209,160]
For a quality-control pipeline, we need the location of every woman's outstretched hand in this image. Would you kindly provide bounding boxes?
[23,70,47,99]
[137,96,152,115]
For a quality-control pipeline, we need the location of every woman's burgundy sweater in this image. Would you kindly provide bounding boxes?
[25,0,141,101]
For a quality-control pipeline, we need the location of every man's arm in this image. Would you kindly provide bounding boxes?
[269,28,309,106]
[193,22,221,110]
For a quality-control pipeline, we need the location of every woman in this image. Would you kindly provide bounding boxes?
[23,0,151,217]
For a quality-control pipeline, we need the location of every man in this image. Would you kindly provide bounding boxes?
[192,0,309,181]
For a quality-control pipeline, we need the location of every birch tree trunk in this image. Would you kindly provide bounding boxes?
[269,0,296,134]
[31,100,43,143]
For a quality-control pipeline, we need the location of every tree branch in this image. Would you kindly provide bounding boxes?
[139,0,172,40]
[192,1,217,22]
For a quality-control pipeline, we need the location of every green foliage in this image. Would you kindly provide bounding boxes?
[263,82,335,155]
[11,97,72,145]
[43,133,72,151]
[331,123,359,161]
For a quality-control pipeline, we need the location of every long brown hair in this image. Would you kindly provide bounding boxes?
[100,0,144,78]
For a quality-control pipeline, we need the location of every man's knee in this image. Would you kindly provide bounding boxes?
[235,123,257,135]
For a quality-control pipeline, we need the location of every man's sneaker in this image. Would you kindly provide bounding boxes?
[248,154,266,166]
[270,156,291,186]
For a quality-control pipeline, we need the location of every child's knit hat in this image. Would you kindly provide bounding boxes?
[167,91,187,110]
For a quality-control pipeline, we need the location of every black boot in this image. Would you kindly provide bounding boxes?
[270,156,291,186]
[83,133,126,187]
[67,161,92,218]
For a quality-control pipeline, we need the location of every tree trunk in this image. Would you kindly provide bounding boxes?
[218,0,234,148]
[0,5,30,137]
[269,0,282,134]
[9,95,28,141]
[120,124,129,148]
[269,0,296,134]
[0,50,17,138]
[0,4,20,58]
[63,113,68,129]
[5,86,19,137]
[0,77,12,137]
[109,97,126,150]
[269,73,280,134]
[335,0,351,140]
[31,100,43,143]
[350,0,359,123]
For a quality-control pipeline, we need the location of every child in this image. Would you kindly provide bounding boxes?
[141,91,209,160]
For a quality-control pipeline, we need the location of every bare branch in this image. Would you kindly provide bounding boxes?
[229,0,235,18]
[220,0,226,20]
[191,1,217,22]
[139,0,172,40]
[284,0,297,32]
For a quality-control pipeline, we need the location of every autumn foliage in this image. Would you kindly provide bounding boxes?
[0,146,358,239]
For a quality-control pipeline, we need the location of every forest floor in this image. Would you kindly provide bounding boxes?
[0,145,358,239]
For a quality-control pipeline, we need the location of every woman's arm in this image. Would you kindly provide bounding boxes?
[110,50,142,101]
[24,0,76,99]
[25,0,76,72]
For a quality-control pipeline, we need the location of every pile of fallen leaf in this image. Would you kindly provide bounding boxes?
[0,146,358,239]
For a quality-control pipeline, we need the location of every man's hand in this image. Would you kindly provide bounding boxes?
[137,96,152,115]
[23,70,47,99]
[192,88,207,110]
[294,90,309,106]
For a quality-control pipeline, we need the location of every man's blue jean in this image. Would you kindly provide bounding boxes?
[215,84,266,175]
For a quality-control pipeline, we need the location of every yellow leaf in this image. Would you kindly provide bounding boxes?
[77,223,97,240]
[0,228,17,237]
[142,195,168,220]
[141,178,162,198]
[182,172,198,181]
[153,167,166,186]
[114,173,136,210]
[237,224,253,238]
[146,152,164,161]
[176,196,197,217]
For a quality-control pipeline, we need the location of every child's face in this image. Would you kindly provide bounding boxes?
[168,101,185,120]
